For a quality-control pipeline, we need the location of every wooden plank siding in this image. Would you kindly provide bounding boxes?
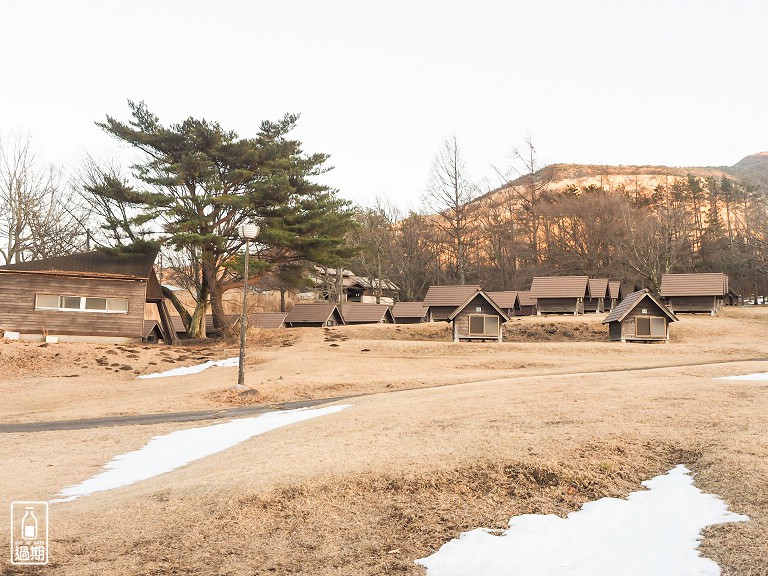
[0,273,147,340]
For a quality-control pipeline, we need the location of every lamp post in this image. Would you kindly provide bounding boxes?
[237,223,260,388]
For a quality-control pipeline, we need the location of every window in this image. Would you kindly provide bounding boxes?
[468,315,500,336]
[34,294,129,314]
[636,316,665,338]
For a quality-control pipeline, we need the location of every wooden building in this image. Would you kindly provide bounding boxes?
[584,279,609,313]
[284,303,344,327]
[516,291,537,316]
[423,284,482,321]
[607,279,623,311]
[602,289,678,343]
[660,273,729,315]
[0,250,175,344]
[391,302,429,324]
[486,291,521,317]
[447,291,509,342]
[341,303,394,324]
[529,276,590,315]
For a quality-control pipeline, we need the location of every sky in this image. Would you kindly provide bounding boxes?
[2,0,767,211]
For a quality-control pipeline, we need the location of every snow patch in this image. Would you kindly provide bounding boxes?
[52,405,350,503]
[416,465,747,576]
[137,357,239,379]
[716,372,768,381]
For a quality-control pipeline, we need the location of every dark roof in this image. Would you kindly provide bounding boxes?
[0,250,158,280]
[391,302,429,319]
[517,290,537,306]
[608,279,622,299]
[660,273,728,297]
[447,291,510,322]
[253,312,287,329]
[341,303,394,323]
[284,303,344,325]
[423,285,482,307]
[486,291,520,309]
[530,276,589,299]
[588,279,609,299]
[602,289,679,324]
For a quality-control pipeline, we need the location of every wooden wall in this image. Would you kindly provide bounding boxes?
[0,273,146,338]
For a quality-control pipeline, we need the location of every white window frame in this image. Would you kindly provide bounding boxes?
[35,294,129,314]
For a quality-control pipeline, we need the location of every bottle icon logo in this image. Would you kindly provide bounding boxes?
[21,507,38,540]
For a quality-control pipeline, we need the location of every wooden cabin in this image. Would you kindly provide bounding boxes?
[516,291,537,316]
[486,291,521,317]
[391,302,429,324]
[602,289,678,343]
[0,250,175,344]
[423,285,482,321]
[660,273,729,315]
[284,303,344,327]
[447,291,509,342]
[584,279,609,313]
[607,279,623,311]
[341,303,394,324]
[529,276,589,315]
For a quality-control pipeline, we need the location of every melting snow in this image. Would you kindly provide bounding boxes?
[52,405,350,503]
[416,465,747,576]
[716,372,768,381]
[137,357,239,379]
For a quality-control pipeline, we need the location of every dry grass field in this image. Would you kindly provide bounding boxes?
[1,307,767,575]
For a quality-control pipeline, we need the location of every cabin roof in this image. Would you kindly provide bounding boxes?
[284,303,344,324]
[423,285,482,307]
[602,289,679,324]
[659,273,728,297]
[341,303,393,323]
[391,302,429,318]
[530,276,589,299]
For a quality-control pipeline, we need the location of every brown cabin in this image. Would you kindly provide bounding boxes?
[516,291,537,316]
[391,302,429,324]
[284,303,344,327]
[341,303,394,324]
[607,279,623,311]
[486,291,521,317]
[0,250,175,344]
[660,273,728,315]
[447,291,509,342]
[530,276,589,315]
[584,279,609,313]
[423,285,482,321]
[602,289,678,343]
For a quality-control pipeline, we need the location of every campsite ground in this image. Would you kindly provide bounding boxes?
[1,308,767,575]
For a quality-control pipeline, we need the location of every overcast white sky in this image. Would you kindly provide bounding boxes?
[2,0,766,210]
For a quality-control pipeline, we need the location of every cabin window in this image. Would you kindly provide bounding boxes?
[468,314,500,336]
[636,316,665,338]
[34,294,129,314]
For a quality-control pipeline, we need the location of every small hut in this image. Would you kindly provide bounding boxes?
[607,279,623,311]
[516,291,537,316]
[602,289,678,343]
[284,303,344,327]
[391,302,429,324]
[486,291,521,317]
[585,279,609,313]
[447,291,509,342]
[423,285,482,321]
[660,273,729,315]
[341,303,394,324]
[530,276,589,315]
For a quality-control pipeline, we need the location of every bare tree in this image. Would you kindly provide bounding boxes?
[424,136,479,284]
[0,134,87,264]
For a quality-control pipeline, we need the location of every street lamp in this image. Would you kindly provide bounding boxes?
[237,223,260,389]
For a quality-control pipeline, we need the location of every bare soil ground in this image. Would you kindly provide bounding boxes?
[1,308,767,575]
